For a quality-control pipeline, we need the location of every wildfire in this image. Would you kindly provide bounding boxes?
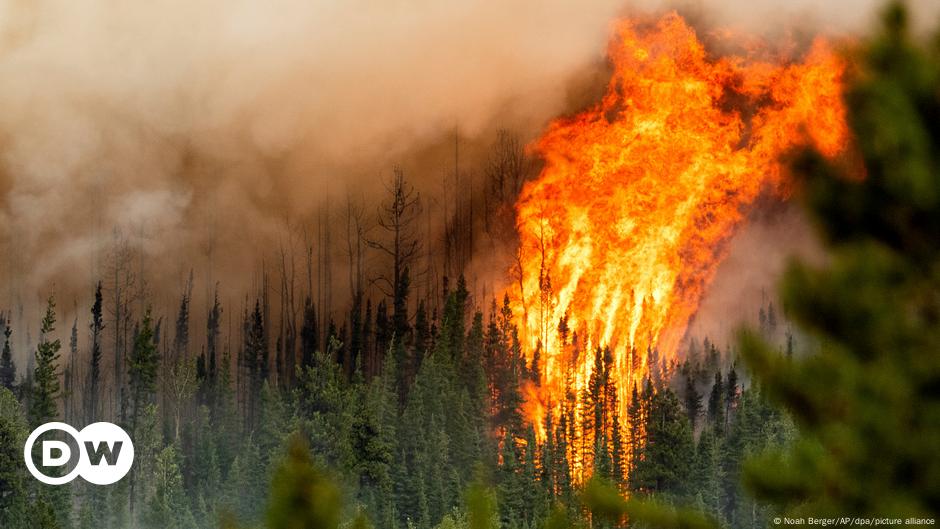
[510,12,848,476]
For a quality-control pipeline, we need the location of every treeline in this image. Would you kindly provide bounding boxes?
[0,73,797,529]
[2,4,938,529]
[0,242,795,529]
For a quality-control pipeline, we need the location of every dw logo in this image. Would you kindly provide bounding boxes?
[23,422,134,485]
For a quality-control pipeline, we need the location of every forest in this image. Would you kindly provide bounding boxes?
[1,2,939,529]
[0,254,792,529]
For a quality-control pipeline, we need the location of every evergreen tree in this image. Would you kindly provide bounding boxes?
[301,297,319,371]
[766,302,777,337]
[631,388,693,499]
[243,300,267,430]
[684,372,702,432]
[0,387,28,527]
[585,346,606,467]
[362,299,374,378]
[692,427,723,519]
[173,275,192,363]
[143,446,194,529]
[266,433,343,529]
[374,300,391,374]
[0,324,15,391]
[707,371,725,431]
[64,319,78,424]
[497,429,524,528]
[30,297,61,428]
[462,311,488,415]
[354,351,398,527]
[349,292,366,379]
[522,426,548,525]
[206,290,222,400]
[127,311,161,523]
[725,364,738,427]
[609,412,625,487]
[128,309,160,432]
[368,167,421,357]
[85,283,104,423]
[740,4,940,520]
[626,382,643,481]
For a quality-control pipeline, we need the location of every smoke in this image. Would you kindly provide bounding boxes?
[0,0,936,324]
[685,200,826,350]
[0,0,634,309]
[646,0,939,36]
[678,0,938,349]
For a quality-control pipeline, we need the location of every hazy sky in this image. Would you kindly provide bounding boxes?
[0,0,935,308]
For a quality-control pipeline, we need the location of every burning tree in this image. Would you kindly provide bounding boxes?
[509,12,850,480]
[740,3,940,520]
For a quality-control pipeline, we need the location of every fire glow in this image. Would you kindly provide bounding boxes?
[510,12,848,478]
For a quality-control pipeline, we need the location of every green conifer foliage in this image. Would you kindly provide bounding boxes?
[740,3,940,519]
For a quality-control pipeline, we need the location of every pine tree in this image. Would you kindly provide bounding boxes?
[125,310,160,521]
[128,309,160,431]
[394,266,412,347]
[632,388,694,498]
[758,306,767,336]
[691,426,723,519]
[0,387,29,527]
[244,300,267,430]
[463,311,488,412]
[173,275,192,364]
[30,297,61,428]
[684,372,702,432]
[740,4,940,520]
[348,293,364,379]
[206,289,222,401]
[725,364,738,427]
[64,319,78,424]
[554,395,573,502]
[28,297,71,528]
[267,434,342,529]
[766,302,777,336]
[368,167,421,349]
[626,382,643,481]
[362,299,374,378]
[414,300,430,367]
[442,275,469,360]
[609,384,626,488]
[374,300,391,374]
[586,346,606,464]
[85,283,104,423]
[522,426,548,525]
[143,446,194,529]
[354,351,397,526]
[497,429,524,528]
[529,341,541,386]
[707,371,725,431]
[0,324,15,391]
[301,297,318,371]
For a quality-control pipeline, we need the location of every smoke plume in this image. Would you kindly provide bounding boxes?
[0,0,936,342]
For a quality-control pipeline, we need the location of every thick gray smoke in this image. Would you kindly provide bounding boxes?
[686,201,826,351]
[0,0,629,308]
[0,0,937,353]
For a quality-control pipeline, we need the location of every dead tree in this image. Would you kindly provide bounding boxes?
[367,167,421,365]
[104,228,139,421]
[277,221,301,387]
[344,193,369,376]
[317,203,334,357]
[484,129,528,235]
[344,193,366,300]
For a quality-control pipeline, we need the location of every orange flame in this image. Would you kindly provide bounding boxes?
[509,12,848,477]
